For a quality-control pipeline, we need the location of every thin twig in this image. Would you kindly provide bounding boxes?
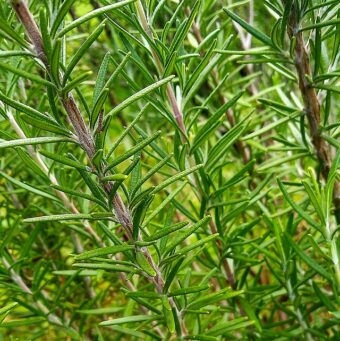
[283,0,340,224]
[135,0,187,138]
[11,1,186,336]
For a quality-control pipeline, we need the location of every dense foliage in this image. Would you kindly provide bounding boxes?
[0,0,339,339]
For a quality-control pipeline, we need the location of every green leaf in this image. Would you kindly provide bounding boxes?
[0,51,33,58]
[163,51,177,78]
[74,245,133,260]
[329,311,340,319]
[106,131,161,171]
[93,52,111,106]
[0,61,54,87]
[239,297,262,332]
[242,112,299,141]
[168,285,209,297]
[163,257,185,293]
[143,182,186,226]
[70,155,107,203]
[107,104,146,158]
[145,221,188,242]
[169,0,200,55]
[277,179,322,232]
[76,307,124,315]
[313,84,340,94]
[99,315,159,326]
[56,0,135,38]
[50,184,107,207]
[184,336,217,341]
[50,0,77,37]
[91,88,109,128]
[151,164,203,194]
[0,20,28,47]
[23,213,92,223]
[62,71,93,95]
[108,168,135,203]
[162,295,175,333]
[258,152,309,172]
[179,234,218,255]
[191,91,244,153]
[63,22,106,85]
[102,326,146,338]
[302,180,325,225]
[164,216,211,255]
[51,38,62,83]
[20,114,72,136]
[184,36,234,106]
[0,302,18,319]
[280,0,293,46]
[185,39,217,94]
[187,288,244,310]
[129,150,142,197]
[131,154,173,198]
[300,18,340,32]
[0,317,45,328]
[312,282,336,311]
[284,233,333,282]
[224,8,276,48]
[325,149,340,216]
[39,150,88,170]
[313,17,322,77]
[0,137,73,150]
[125,291,161,299]
[0,171,58,202]
[257,98,297,113]
[103,53,131,97]
[136,252,156,277]
[39,9,52,61]
[16,148,49,181]
[0,91,56,123]
[207,317,254,336]
[106,76,174,118]
[132,194,152,240]
[52,270,98,276]
[73,263,136,273]
[102,174,128,182]
[205,122,247,171]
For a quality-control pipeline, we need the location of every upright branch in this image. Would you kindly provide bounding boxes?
[135,0,187,137]
[11,0,125,236]
[11,0,187,336]
[11,0,46,64]
[284,1,340,223]
[136,1,246,300]
[189,6,251,165]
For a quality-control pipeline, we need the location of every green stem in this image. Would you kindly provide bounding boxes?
[135,0,187,137]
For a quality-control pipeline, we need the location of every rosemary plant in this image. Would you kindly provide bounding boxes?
[0,0,339,340]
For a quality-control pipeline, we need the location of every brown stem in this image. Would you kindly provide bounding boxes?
[11,0,47,65]
[209,220,235,289]
[209,219,245,316]
[284,1,340,223]
[11,1,186,336]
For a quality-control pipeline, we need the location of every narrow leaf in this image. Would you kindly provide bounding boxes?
[0,137,72,150]
[63,22,106,85]
[74,245,133,260]
[107,76,174,118]
[57,0,135,37]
